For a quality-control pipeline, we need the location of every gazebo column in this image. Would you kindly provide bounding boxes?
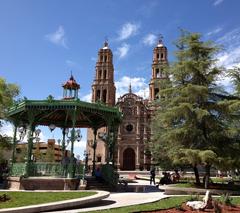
[61,128,67,159]
[69,108,77,178]
[92,128,97,176]
[26,122,35,176]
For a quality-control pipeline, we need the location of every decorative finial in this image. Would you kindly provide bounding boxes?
[129,82,132,93]
[70,70,73,80]
[104,36,108,47]
[158,34,164,45]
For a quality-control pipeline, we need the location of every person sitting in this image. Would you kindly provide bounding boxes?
[171,170,180,183]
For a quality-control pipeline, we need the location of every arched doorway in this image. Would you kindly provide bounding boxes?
[122,148,135,170]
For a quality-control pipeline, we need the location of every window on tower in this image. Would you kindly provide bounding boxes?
[157,53,159,60]
[97,156,101,162]
[99,70,102,79]
[154,88,159,100]
[161,53,164,59]
[96,90,101,100]
[103,89,107,103]
[103,70,107,79]
[156,68,160,78]
[100,56,103,62]
[104,56,107,62]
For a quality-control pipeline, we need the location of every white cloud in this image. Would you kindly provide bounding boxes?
[143,33,158,46]
[81,92,92,102]
[116,43,130,59]
[217,48,240,69]
[117,22,140,41]
[207,27,222,36]
[115,76,149,99]
[74,139,87,148]
[214,28,240,93]
[45,26,68,48]
[213,0,224,6]
[0,121,13,137]
[66,60,76,67]
[216,28,240,69]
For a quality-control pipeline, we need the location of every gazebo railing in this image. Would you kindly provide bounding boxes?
[10,163,26,177]
[10,162,84,178]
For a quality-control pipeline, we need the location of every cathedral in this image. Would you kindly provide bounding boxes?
[86,38,168,171]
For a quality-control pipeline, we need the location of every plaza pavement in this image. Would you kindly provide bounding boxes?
[48,179,168,213]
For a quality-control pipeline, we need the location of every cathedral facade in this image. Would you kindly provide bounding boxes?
[86,39,168,171]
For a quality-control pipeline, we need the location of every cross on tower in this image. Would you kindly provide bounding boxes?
[158,34,163,44]
[104,36,108,47]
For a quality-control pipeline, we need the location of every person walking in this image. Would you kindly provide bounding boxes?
[150,167,156,185]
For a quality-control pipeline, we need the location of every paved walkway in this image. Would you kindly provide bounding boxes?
[48,180,168,213]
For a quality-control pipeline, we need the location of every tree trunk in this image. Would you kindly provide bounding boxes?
[204,164,211,189]
[193,164,201,185]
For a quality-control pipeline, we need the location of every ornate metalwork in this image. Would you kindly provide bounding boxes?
[7,99,122,177]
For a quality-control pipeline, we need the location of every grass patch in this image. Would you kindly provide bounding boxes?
[230,197,240,205]
[89,196,190,213]
[0,191,96,209]
[174,182,240,191]
[173,183,196,188]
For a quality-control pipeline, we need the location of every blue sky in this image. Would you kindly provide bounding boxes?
[1,0,240,158]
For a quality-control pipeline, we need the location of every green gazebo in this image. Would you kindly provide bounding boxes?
[7,75,122,179]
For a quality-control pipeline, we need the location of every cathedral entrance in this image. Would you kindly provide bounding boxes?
[122,148,135,170]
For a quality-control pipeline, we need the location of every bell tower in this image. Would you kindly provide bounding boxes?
[149,36,168,101]
[92,40,116,106]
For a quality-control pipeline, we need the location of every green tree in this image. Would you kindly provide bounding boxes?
[0,77,20,121]
[0,77,20,153]
[151,30,235,187]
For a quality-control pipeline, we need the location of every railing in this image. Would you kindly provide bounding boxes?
[10,163,26,176]
[31,162,62,176]
[10,162,84,178]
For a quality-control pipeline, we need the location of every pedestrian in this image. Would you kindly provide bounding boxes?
[150,167,156,185]
[61,152,70,177]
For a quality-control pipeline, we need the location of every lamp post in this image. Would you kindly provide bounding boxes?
[33,128,41,161]
[83,150,90,174]
[98,131,111,164]
[11,126,27,164]
[88,129,98,176]
[57,139,61,162]
[98,131,115,166]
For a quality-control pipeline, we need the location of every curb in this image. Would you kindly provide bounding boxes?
[0,190,109,213]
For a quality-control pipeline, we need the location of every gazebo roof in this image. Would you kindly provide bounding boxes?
[62,75,80,90]
[7,99,122,129]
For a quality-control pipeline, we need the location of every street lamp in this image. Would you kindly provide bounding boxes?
[34,129,41,144]
[33,128,41,161]
[57,139,61,161]
[88,139,97,176]
[49,124,56,132]
[18,126,27,141]
[83,150,90,174]
[98,131,115,165]
[11,126,27,164]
